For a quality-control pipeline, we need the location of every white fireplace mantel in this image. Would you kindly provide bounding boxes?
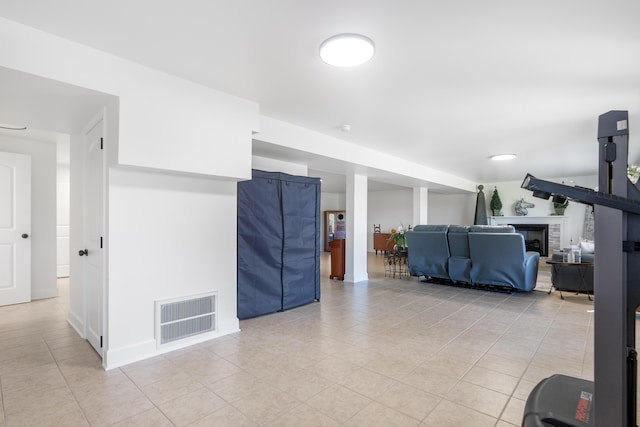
[489,215,570,251]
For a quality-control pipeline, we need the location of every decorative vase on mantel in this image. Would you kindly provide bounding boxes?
[492,209,502,216]
[553,200,569,216]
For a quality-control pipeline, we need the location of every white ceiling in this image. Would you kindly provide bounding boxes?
[1,0,639,192]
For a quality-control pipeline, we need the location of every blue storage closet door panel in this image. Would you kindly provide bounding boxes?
[281,175,321,309]
[237,174,283,319]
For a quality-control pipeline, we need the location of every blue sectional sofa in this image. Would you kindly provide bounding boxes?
[406,224,540,292]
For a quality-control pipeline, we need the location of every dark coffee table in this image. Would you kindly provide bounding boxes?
[545,259,594,300]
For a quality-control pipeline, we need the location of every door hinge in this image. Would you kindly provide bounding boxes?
[100,336,103,348]
[100,236,103,249]
[100,137,103,150]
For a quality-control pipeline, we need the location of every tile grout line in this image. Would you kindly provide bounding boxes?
[492,296,565,424]
[41,338,92,427]
[424,292,531,423]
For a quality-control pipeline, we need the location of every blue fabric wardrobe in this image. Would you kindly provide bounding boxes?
[237,169,321,319]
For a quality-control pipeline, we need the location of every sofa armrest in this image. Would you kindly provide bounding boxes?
[525,251,540,264]
[523,251,541,291]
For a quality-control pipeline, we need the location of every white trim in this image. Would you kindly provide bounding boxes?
[67,309,84,338]
[31,288,59,300]
[104,327,241,370]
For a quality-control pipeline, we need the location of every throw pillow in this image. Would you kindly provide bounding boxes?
[580,239,595,254]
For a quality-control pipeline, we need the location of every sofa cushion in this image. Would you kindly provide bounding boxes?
[580,239,595,254]
[469,225,515,233]
[406,228,450,280]
[448,225,470,233]
[413,224,449,232]
[448,226,470,258]
[552,252,595,263]
[447,225,471,283]
[468,232,539,291]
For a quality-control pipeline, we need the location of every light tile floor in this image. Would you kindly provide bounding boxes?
[0,253,597,426]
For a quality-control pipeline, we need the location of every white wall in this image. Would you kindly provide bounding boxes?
[327,187,475,252]
[415,176,598,245]
[484,175,598,244]
[0,18,259,369]
[367,188,480,251]
[0,17,259,179]
[0,135,57,299]
[320,192,346,212]
[107,168,240,366]
[255,117,477,193]
[320,188,416,252]
[368,189,413,251]
[252,155,308,176]
[427,193,476,226]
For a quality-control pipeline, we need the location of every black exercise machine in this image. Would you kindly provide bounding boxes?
[521,110,640,426]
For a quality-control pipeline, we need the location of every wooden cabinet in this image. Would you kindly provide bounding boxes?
[329,239,345,280]
[373,233,395,254]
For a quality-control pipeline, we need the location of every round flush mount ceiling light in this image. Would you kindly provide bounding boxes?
[320,33,375,67]
[490,153,517,161]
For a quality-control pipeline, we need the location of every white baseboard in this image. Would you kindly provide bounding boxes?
[104,339,157,370]
[32,287,59,300]
[67,310,84,338]
[57,265,69,277]
[344,273,369,283]
[104,326,241,370]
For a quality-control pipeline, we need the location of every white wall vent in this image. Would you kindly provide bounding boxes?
[155,292,217,348]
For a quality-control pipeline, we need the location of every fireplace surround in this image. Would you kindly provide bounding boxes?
[489,215,569,255]
[512,224,549,256]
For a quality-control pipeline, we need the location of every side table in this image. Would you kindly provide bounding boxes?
[545,260,594,300]
[384,250,409,279]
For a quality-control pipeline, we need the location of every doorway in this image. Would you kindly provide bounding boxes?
[324,210,345,252]
[0,67,115,366]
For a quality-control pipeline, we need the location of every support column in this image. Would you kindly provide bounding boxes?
[413,186,428,226]
[345,173,368,283]
[594,125,633,426]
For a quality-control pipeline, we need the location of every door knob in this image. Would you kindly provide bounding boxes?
[79,249,88,256]
[21,233,29,239]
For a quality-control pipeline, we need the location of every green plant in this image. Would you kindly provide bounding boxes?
[629,164,640,184]
[490,187,502,213]
[553,199,569,210]
[388,225,407,248]
[553,198,569,215]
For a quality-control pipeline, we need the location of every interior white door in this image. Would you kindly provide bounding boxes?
[0,152,31,306]
[83,121,104,356]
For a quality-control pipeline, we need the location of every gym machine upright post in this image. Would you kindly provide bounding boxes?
[521,110,640,426]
